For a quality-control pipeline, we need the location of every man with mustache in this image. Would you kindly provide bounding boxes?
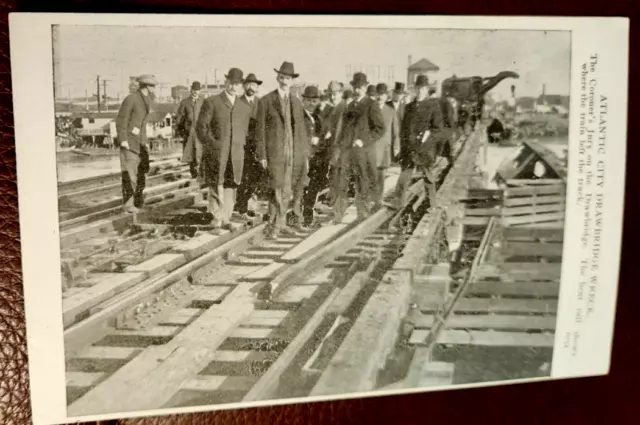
[374,83,400,206]
[235,73,264,219]
[196,68,252,229]
[255,61,310,238]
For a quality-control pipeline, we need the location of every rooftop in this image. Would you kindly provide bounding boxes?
[408,58,440,72]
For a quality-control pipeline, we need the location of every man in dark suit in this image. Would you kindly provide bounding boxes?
[234,73,263,218]
[255,61,310,238]
[394,75,445,207]
[300,85,326,227]
[374,83,400,206]
[332,72,385,222]
[175,81,204,179]
[196,68,252,228]
[115,74,157,214]
[389,82,407,125]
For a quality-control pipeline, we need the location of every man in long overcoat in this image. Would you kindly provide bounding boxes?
[175,81,204,179]
[255,61,310,238]
[115,74,157,213]
[374,83,399,205]
[234,73,264,217]
[332,72,385,222]
[394,75,445,206]
[196,68,252,228]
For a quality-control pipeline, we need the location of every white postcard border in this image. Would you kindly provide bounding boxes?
[8,13,628,425]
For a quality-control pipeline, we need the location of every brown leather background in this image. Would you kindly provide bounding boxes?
[0,2,637,424]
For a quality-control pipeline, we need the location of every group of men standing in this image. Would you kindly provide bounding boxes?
[116,63,460,239]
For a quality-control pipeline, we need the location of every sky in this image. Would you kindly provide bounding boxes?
[52,25,571,101]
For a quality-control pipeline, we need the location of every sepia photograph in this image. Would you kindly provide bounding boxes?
[8,14,628,425]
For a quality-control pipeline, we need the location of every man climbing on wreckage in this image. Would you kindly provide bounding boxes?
[390,74,446,212]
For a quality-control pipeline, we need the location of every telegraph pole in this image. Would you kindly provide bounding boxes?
[96,75,102,113]
[102,79,111,112]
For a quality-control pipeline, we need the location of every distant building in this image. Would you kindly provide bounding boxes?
[406,56,440,91]
[171,85,189,102]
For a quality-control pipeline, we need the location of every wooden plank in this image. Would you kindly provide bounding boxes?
[68,285,254,416]
[62,272,146,328]
[437,329,555,347]
[241,262,285,282]
[504,195,565,207]
[230,327,273,339]
[67,371,105,388]
[412,314,557,331]
[466,281,560,297]
[501,241,564,257]
[505,184,565,197]
[464,207,501,217]
[503,212,565,226]
[503,204,565,216]
[506,179,564,186]
[160,308,202,326]
[451,297,557,314]
[279,224,348,263]
[502,226,565,242]
[125,253,187,276]
[179,375,226,392]
[405,348,454,388]
[310,270,412,396]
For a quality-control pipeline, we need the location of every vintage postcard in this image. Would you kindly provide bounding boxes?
[8,13,628,425]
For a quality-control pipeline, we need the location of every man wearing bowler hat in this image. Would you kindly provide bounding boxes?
[331,72,385,222]
[394,74,445,208]
[196,68,252,229]
[300,85,328,227]
[176,81,204,179]
[235,73,264,218]
[374,83,400,206]
[256,61,310,238]
[115,74,157,214]
[388,82,408,125]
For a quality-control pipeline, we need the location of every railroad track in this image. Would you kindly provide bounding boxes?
[63,129,481,415]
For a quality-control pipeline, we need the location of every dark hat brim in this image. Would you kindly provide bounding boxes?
[225,74,245,84]
[274,69,299,78]
[350,80,369,88]
[245,79,263,85]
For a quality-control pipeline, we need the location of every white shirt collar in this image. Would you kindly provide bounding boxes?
[277,87,289,99]
[225,90,235,104]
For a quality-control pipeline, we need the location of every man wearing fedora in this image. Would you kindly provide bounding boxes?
[235,73,264,218]
[196,68,252,229]
[394,74,445,207]
[331,72,385,222]
[374,83,400,207]
[115,74,157,214]
[176,81,204,179]
[256,61,310,238]
[300,85,328,227]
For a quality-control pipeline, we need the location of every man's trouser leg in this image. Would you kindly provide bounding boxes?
[268,188,287,233]
[134,146,149,208]
[352,147,373,218]
[120,148,140,210]
[394,167,414,207]
[290,160,309,227]
[331,151,350,223]
[235,151,258,214]
[302,156,327,225]
[208,185,225,225]
[376,167,387,204]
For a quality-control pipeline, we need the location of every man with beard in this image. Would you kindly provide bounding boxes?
[235,73,264,219]
[394,75,444,207]
[331,72,385,222]
[176,81,204,179]
[373,83,399,206]
[256,61,310,238]
[196,68,252,229]
[300,85,327,227]
[115,74,157,214]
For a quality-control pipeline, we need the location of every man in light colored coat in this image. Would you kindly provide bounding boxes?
[196,68,252,228]
[374,83,399,206]
[115,74,157,214]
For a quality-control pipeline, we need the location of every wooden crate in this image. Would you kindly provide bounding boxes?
[501,180,566,227]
